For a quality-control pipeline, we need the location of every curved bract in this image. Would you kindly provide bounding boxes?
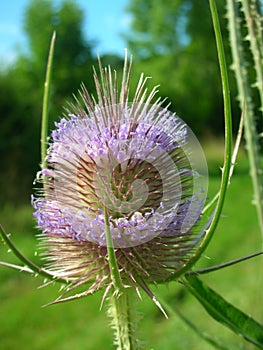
[32,53,208,300]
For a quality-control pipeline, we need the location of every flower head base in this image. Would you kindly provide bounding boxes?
[32,53,208,300]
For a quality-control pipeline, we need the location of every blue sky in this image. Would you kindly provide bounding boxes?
[0,0,130,66]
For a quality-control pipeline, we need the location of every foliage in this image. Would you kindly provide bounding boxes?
[0,0,96,205]
[0,67,40,203]
[1,155,262,349]
[125,0,239,135]
[1,0,263,348]
[0,0,250,205]
[20,0,95,122]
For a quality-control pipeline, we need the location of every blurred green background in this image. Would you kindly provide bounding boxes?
[0,0,262,349]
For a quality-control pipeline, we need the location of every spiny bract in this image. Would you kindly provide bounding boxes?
[32,53,207,303]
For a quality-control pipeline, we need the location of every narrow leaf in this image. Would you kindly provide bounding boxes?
[0,224,67,283]
[41,31,56,170]
[188,251,263,275]
[185,274,263,348]
[154,290,236,350]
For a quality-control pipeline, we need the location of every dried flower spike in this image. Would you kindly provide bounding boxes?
[32,52,208,302]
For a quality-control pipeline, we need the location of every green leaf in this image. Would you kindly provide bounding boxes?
[154,289,236,350]
[41,31,56,170]
[185,274,263,348]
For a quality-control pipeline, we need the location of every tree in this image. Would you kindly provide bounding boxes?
[125,0,186,58]
[0,0,96,205]
[21,0,95,118]
[125,0,238,135]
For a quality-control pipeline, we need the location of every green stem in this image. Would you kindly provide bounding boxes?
[41,31,56,170]
[104,211,139,349]
[104,208,123,291]
[203,108,244,214]
[170,0,233,277]
[206,0,232,244]
[242,0,263,111]
[108,288,140,350]
[227,0,263,240]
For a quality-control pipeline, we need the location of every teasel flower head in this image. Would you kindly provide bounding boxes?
[32,52,208,303]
